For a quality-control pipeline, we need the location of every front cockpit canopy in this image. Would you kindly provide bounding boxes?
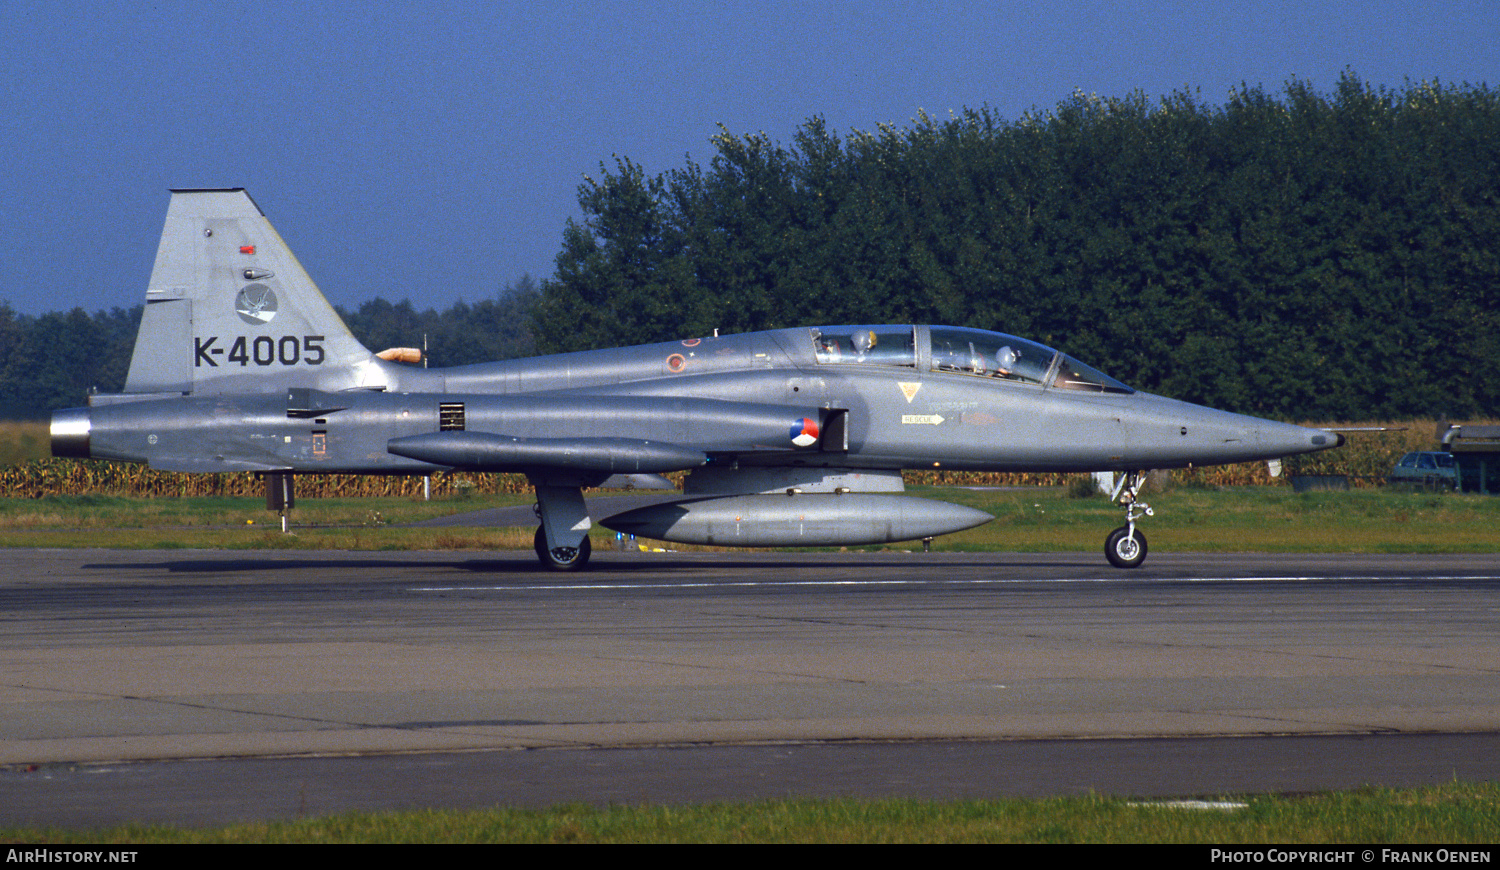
[811,325,1133,394]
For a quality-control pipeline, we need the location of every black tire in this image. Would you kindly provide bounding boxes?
[1105,525,1147,569]
[534,526,591,571]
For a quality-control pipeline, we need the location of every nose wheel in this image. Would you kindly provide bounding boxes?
[1105,471,1152,569]
[1105,525,1147,568]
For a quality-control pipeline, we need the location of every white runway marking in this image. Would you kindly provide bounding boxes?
[409,574,1500,593]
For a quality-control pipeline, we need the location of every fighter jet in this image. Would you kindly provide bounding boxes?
[50,189,1343,570]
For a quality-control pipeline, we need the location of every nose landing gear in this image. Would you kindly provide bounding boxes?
[1105,471,1152,569]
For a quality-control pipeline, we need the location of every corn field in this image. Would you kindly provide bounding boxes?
[0,420,1471,498]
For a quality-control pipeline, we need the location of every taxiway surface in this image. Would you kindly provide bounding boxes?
[2,549,1498,825]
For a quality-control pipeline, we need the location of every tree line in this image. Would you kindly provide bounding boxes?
[4,73,1499,421]
[533,72,1500,420]
[0,277,540,419]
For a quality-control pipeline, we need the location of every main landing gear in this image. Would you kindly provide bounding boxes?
[533,525,591,571]
[531,482,593,571]
[1105,471,1153,569]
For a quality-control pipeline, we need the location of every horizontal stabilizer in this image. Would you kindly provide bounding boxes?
[387,431,707,473]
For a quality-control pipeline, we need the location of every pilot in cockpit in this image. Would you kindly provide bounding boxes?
[994,345,1018,378]
[851,329,877,361]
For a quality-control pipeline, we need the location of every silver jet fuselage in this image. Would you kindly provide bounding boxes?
[59,325,1334,477]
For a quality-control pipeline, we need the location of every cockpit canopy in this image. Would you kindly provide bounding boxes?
[810,325,1133,394]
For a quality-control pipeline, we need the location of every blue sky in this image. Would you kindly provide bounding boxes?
[2,0,1496,315]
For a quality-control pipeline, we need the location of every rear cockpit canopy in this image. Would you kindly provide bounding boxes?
[810,325,1133,394]
[812,326,917,367]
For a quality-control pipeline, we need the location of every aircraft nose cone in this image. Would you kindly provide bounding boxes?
[1132,397,1347,465]
[1258,421,1342,457]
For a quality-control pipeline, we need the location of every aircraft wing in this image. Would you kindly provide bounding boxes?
[386,431,707,474]
[149,456,294,473]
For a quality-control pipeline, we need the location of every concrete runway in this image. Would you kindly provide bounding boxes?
[2,548,1498,826]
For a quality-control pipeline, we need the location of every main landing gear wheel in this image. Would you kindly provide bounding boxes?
[1105,525,1147,569]
[534,527,591,571]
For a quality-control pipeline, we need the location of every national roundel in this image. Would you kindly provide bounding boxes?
[790,417,820,448]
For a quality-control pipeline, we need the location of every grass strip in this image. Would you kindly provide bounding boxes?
[4,783,1496,843]
[1,487,1498,554]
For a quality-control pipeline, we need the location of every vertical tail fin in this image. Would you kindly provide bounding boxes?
[125,189,384,394]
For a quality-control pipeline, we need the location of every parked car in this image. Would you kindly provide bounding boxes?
[1388,451,1457,490]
